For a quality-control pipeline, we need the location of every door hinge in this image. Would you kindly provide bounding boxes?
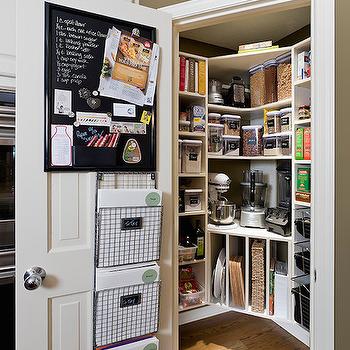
[314,269,317,283]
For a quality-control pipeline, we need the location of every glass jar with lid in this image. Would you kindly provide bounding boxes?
[228,76,245,108]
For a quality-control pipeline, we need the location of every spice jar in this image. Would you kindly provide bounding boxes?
[249,65,265,107]
[228,76,245,107]
[179,120,190,132]
[242,125,263,156]
[208,123,224,154]
[276,52,292,101]
[266,110,281,134]
[263,59,278,104]
[280,107,292,132]
[298,105,311,120]
[223,135,240,156]
[208,113,221,124]
[221,114,241,136]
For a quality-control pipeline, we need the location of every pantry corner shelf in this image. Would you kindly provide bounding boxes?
[208,98,292,116]
[294,77,311,88]
[208,155,292,161]
[179,210,206,217]
[179,259,206,266]
[178,131,206,138]
[178,173,206,178]
[179,91,206,99]
[294,118,311,125]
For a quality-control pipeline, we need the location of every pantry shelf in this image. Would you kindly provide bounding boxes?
[179,91,206,99]
[208,155,292,161]
[208,98,292,116]
[294,118,311,125]
[179,302,207,313]
[179,259,206,266]
[178,131,206,138]
[294,200,311,207]
[179,210,206,217]
[178,173,206,178]
[295,160,311,164]
[294,77,311,88]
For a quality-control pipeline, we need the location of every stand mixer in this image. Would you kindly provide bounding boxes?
[240,170,267,228]
[208,173,236,225]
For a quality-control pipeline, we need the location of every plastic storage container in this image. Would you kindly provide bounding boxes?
[221,114,241,136]
[276,52,292,101]
[178,244,198,262]
[184,189,203,212]
[223,135,240,156]
[181,139,202,173]
[179,120,190,132]
[266,110,281,134]
[208,123,224,155]
[298,105,311,120]
[242,125,263,156]
[280,107,292,132]
[179,282,205,308]
[281,135,292,156]
[178,140,183,173]
[263,59,278,104]
[249,64,265,107]
[263,135,282,156]
[208,112,221,124]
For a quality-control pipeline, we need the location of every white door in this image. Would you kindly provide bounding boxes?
[16,1,172,349]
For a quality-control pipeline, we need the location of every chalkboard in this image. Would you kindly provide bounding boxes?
[45,3,157,171]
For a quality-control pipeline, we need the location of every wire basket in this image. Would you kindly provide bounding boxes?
[96,206,163,268]
[292,283,310,330]
[98,172,156,190]
[94,281,160,347]
[294,249,310,275]
[295,208,311,240]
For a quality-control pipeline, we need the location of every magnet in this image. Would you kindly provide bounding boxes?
[78,88,91,99]
[68,111,75,118]
[73,121,80,127]
[122,138,141,164]
[107,112,112,117]
[87,97,101,110]
[92,90,99,96]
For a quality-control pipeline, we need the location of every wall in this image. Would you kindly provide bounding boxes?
[335,0,350,349]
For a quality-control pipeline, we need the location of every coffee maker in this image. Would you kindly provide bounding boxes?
[240,170,267,228]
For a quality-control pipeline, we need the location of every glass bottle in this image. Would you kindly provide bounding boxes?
[194,220,205,259]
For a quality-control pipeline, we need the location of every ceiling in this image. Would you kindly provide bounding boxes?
[181,6,310,50]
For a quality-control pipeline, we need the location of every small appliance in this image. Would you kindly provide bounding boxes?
[208,79,224,105]
[208,173,236,225]
[240,170,267,228]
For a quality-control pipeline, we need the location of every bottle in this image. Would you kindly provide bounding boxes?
[194,220,205,259]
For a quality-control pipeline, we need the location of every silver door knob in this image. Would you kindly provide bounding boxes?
[24,267,46,290]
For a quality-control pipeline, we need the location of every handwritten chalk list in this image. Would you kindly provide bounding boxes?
[54,16,106,86]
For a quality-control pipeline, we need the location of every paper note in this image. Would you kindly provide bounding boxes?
[51,125,73,166]
[54,89,72,115]
[113,103,136,118]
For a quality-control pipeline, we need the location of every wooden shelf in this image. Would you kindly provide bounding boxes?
[178,173,206,178]
[179,91,206,99]
[295,159,311,164]
[294,118,311,125]
[178,131,206,138]
[208,155,292,160]
[179,302,207,313]
[179,210,206,217]
[294,200,311,207]
[294,77,311,88]
[208,222,292,242]
[208,98,291,116]
[179,259,206,266]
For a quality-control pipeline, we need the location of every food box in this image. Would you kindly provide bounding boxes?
[295,128,304,160]
[304,127,311,160]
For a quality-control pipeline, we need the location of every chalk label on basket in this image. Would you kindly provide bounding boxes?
[144,344,158,350]
[120,293,142,308]
[121,217,143,230]
[145,192,161,206]
[142,269,158,283]
[189,153,198,161]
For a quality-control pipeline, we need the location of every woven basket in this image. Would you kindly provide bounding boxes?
[251,240,265,313]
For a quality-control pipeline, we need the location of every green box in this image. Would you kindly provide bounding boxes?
[297,168,310,193]
[295,128,304,160]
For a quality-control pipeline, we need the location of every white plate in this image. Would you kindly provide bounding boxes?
[213,248,226,298]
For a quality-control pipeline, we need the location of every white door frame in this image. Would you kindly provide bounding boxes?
[162,1,335,349]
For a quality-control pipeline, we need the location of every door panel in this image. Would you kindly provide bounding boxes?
[16,1,172,349]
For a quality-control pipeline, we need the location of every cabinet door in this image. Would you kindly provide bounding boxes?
[16,1,172,349]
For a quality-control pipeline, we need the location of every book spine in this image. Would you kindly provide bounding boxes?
[304,127,311,160]
[188,58,195,93]
[195,61,199,93]
[198,60,206,95]
[239,40,272,51]
[179,56,186,91]
[184,59,189,92]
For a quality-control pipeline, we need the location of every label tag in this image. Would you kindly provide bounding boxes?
[120,293,142,308]
[141,110,152,125]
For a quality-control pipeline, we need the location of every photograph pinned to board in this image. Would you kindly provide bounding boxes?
[54,89,72,115]
[98,26,160,107]
[51,124,73,166]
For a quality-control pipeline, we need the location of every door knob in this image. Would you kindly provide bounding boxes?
[24,267,46,290]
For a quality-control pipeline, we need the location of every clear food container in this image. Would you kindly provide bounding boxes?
[178,245,198,263]
[223,135,240,156]
[263,59,278,104]
[266,110,281,134]
[276,52,292,101]
[280,107,292,132]
[221,114,241,136]
[179,120,190,132]
[242,125,263,156]
[281,135,292,156]
[249,64,265,107]
[184,189,203,212]
[181,139,202,173]
[263,135,282,156]
[179,282,205,308]
[208,112,221,124]
[208,123,224,155]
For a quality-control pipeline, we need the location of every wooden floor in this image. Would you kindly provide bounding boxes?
[180,312,309,350]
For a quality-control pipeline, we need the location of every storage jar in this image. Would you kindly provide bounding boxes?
[242,125,263,156]
[178,245,197,263]
[181,139,202,173]
[208,112,221,124]
[221,114,241,136]
[263,59,278,104]
[263,135,282,156]
[276,52,292,101]
[228,76,245,107]
[184,189,203,212]
[179,281,205,308]
[249,65,265,107]
[223,135,240,156]
[266,110,281,134]
[281,135,292,156]
[298,105,311,120]
[208,123,224,154]
[280,107,292,132]
[179,120,190,132]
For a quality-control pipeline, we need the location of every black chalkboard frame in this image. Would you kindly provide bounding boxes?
[44,2,158,172]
